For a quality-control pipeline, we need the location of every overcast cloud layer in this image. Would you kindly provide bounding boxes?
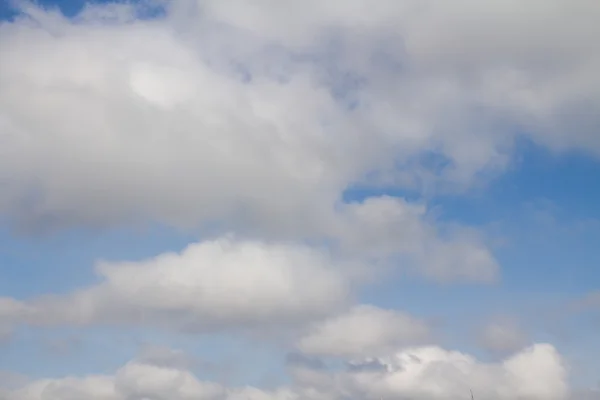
[1,0,600,398]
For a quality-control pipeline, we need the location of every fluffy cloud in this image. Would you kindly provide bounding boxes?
[7,237,349,332]
[0,0,599,234]
[297,305,430,357]
[198,0,600,156]
[0,2,498,277]
[291,343,568,400]
[0,0,598,396]
[0,298,34,341]
[333,197,498,283]
[0,225,495,336]
[0,8,342,232]
[1,343,570,400]
[6,0,587,295]
[478,316,528,355]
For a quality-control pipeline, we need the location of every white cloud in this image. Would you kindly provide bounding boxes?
[0,8,345,232]
[13,237,349,332]
[297,305,430,358]
[2,356,291,400]
[478,316,528,355]
[193,0,600,166]
[0,1,597,396]
[0,297,34,341]
[0,224,495,336]
[0,5,500,283]
[292,343,568,400]
[333,197,499,283]
[7,0,594,292]
[0,371,29,393]
[1,343,570,400]
[0,0,598,233]
[135,344,198,371]
[114,362,224,400]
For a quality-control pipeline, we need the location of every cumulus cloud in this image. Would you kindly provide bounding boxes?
[291,343,568,400]
[1,343,570,400]
[135,344,199,371]
[0,298,34,341]
[3,357,289,400]
[6,0,580,302]
[0,0,598,396]
[0,11,338,232]
[0,0,599,234]
[478,316,528,355]
[333,197,499,283]
[4,237,348,332]
[0,223,496,337]
[297,305,431,358]
[0,0,499,276]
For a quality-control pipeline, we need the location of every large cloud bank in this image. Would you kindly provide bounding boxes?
[1,0,599,232]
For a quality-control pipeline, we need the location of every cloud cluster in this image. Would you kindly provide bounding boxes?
[478,316,529,355]
[297,305,431,358]
[1,0,599,233]
[0,197,498,336]
[1,0,599,397]
[0,231,494,335]
[0,298,34,341]
[1,238,348,332]
[293,343,569,400]
[2,343,570,400]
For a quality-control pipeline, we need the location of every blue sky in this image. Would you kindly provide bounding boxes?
[0,1,599,399]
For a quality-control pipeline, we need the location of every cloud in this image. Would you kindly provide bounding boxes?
[0,0,598,396]
[477,316,528,355]
[573,291,600,311]
[1,343,570,400]
[135,344,198,371]
[2,356,288,400]
[0,371,29,392]
[0,0,599,234]
[291,343,568,400]
[333,197,499,283]
[6,0,580,295]
[0,5,344,232]
[9,237,349,332]
[0,297,34,341]
[297,305,430,358]
[573,388,600,400]
[0,225,495,336]
[0,1,500,280]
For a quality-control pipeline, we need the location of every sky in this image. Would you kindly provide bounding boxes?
[0,0,599,399]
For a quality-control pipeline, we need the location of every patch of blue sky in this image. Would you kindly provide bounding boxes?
[0,224,197,298]
[0,0,167,23]
[0,1,19,21]
[345,137,600,223]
